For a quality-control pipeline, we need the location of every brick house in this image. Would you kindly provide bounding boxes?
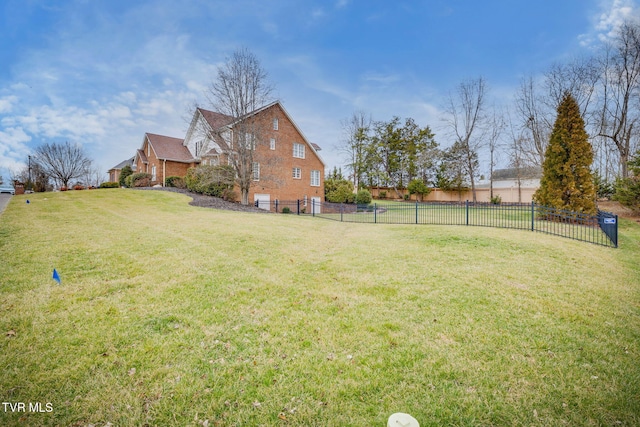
[182,100,325,208]
[133,133,198,186]
[107,157,135,183]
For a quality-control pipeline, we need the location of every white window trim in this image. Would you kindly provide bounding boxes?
[273,118,279,130]
[270,138,276,150]
[311,170,320,187]
[252,162,260,181]
[292,167,301,179]
[293,143,305,159]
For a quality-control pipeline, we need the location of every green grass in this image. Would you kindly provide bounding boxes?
[1,189,639,426]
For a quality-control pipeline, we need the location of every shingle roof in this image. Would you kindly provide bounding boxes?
[146,133,193,163]
[109,157,135,170]
[198,108,234,130]
[137,149,148,164]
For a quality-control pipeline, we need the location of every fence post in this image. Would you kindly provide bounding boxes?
[312,199,315,217]
[466,200,469,226]
[374,203,377,224]
[297,199,300,215]
[415,200,418,224]
[275,199,279,213]
[531,201,535,231]
[340,203,343,222]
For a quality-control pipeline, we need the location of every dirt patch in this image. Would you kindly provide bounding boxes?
[598,200,640,221]
[134,187,270,213]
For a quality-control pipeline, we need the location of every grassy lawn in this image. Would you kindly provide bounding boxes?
[1,189,639,426]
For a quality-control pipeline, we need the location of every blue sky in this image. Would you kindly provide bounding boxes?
[1,0,638,182]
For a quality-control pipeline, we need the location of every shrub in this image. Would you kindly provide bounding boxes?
[130,173,152,187]
[282,207,291,214]
[99,182,119,188]
[221,188,238,202]
[490,195,502,205]
[165,176,186,188]
[73,185,85,190]
[119,165,133,188]
[408,179,431,201]
[613,152,640,213]
[186,165,236,197]
[378,190,387,199]
[325,179,355,203]
[355,189,372,204]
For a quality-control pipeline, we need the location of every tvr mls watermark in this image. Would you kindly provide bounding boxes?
[2,402,53,413]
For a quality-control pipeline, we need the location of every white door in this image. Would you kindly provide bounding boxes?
[254,193,270,210]
[311,197,321,214]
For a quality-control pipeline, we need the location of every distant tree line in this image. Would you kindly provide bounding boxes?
[337,20,640,212]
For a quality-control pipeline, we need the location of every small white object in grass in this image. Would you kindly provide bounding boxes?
[388,412,419,427]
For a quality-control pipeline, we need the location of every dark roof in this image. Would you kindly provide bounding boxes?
[146,133,194,163]
[109,157,135,170]
[492,166,542,180]
[198,108,234,129]
[136,149,148,164]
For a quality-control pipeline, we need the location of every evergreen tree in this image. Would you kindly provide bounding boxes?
[119,165,133,188]
[534,93,596,214]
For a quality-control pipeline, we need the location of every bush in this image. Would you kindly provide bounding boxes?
[221,188,238,202]
[119,165,133,188]
[325,178,355,203]
[408,179,431,201]
[282,207,291,214]
[355,189,372,204]
[490,195,502,205]
[186,165,236,197]
[130,173,152,187]
[73,185,85,190]
[99,182,119,188]
[612,150,640,212]
[378,190,387,199]
[165,176,186,188]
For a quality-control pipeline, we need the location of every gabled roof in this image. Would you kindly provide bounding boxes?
[198,101,325,166]
[198,108,233,129]
[145,133,194,163]
[136,149,148,164]
[109,157,135,171]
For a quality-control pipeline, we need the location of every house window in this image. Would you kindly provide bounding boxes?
[151,165,157,181]
[252,162,260,181]
[293,143,305,159]
[273,118,279,130]
[311,170,320,187]
[292,167,301,179]
[270,138,276,150]
[195,140,204,157]
[303,195,308,207]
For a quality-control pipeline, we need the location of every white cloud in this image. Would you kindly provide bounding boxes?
[580,0,639,46]
[0,96,18,114]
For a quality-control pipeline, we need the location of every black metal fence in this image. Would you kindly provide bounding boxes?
[255,199,618,248]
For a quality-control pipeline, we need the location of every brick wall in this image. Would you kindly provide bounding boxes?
[246,103,325,204]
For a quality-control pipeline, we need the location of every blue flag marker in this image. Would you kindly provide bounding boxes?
[26,200,30,204]
[52,269,61,284]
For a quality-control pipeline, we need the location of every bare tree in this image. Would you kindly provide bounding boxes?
[514,76,552,167]
[597,21,640,178]
[33,141,92,189]
[339,111,371,190]
[443,77,487,202]
[487,106,505,201]
[544,57,600,120]
[206,48,274,205]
